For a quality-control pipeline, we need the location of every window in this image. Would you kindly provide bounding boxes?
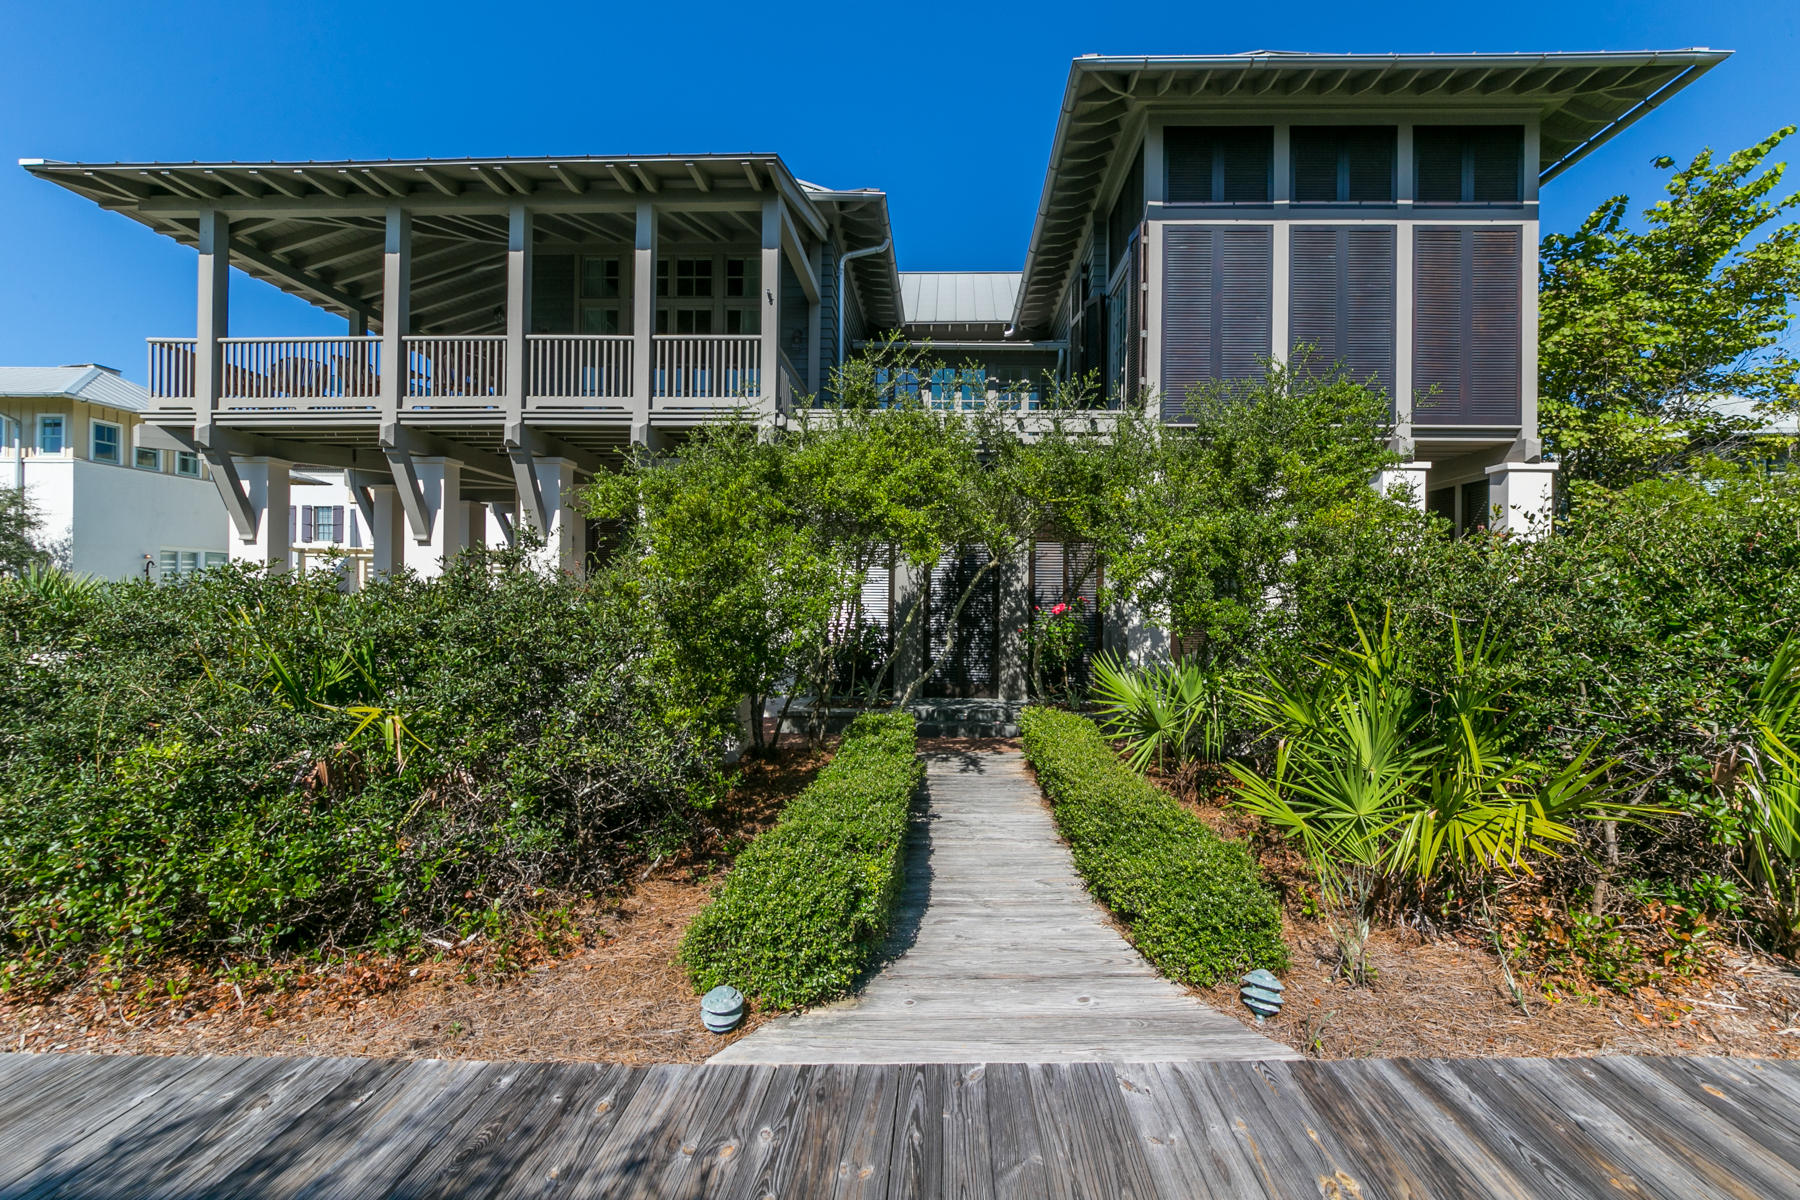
[135,446,162,471]
[1414,126,1524,203]
[656,308,715,334]
[579,307,623,334]
[159,549,200,579]
[297,504,346,544]
[204,552,228,569]
[657,258,714,299]
[37,415,64,454]
[725,257,758,298]
[1164,127,1273,204]
[1290,127,1396,203]
[581,256,621,299]
[176,450,202,478]
[90,420,122,464]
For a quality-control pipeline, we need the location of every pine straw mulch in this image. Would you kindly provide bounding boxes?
[0,743,832,1066]
[1143,762,1800,1060]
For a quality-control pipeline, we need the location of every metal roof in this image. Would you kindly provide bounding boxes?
[1010,49,1730,336]
[0,365,147,412]
[20,154,904,334]
[900,272,1022,326]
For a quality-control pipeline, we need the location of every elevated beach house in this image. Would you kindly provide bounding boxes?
[24,48,1724,687]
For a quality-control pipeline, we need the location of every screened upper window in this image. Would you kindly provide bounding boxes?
[1164,126,1273,204]
[1291,126,1396,202]
[175,450,201,478]
[1414,126,1525,203]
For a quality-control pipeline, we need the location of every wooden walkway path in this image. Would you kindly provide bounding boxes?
[2,1051,1796,1197]
[714,750,1289,1065]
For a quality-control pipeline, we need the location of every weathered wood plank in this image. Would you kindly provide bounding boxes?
[488,1061,650,1199]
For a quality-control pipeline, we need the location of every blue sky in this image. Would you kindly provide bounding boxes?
[2,0,1795,381]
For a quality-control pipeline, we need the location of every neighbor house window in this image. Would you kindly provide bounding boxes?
[176,450,202,478]
[204,552,228,569]
[91,420,122,464]
[37,415,65,454]
[159,549,201,579]
[135,446,162,471]
[297,504,345,544]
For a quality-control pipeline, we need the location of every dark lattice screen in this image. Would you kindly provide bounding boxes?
[1031,538,1103,693]
[927,549,999,699]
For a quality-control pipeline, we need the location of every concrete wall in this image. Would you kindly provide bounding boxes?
[21,456,228,580]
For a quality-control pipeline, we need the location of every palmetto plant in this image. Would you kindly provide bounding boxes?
[1733,633,1800,956]
[1228,610,1621,980]
[1090,653,1232,772]
[229,611,430,766]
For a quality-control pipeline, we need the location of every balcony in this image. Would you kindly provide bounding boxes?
[148,333,788,425]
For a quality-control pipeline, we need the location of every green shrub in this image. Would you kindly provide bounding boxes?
[680,712,920,1007]
[1020,706,1288,984]
[0,547,719,986]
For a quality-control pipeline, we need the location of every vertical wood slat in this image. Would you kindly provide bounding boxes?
[207,337,381,403]
[401,336,506,401]
[650,335,761,400]
[525,335,632,400]
[146,338,198,399]
[1413,226,1521,426]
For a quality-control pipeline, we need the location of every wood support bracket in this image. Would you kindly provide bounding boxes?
[508,447,548,533]
[198,441,257,539]
[380,438,432,543]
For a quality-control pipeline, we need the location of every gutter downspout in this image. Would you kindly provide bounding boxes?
[837,236,891,369]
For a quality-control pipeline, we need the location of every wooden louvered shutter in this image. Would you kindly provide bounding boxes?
[1413,227,1521,426]
[1345,227,1397,398]
[1164,128,1272,203]
[1290,129,1340,202]
[1161,227,1216,420]
[1469,228,1522,422]
[1220,128,1272,202]
[299,505,314,543]
[1470,127,1524,202]
[1289,228,1341,370]
[1164,128,1216,202]
[332,506,346,545]
[1219,227,1273,382]
[1161,226,1272,419]
[1413,128,1464,202]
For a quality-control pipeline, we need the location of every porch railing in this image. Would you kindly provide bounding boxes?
[221,336,381,403]
[403,336,505,403]
[147,338,197,400]
[652,334,761,401]
[527,334,632,400]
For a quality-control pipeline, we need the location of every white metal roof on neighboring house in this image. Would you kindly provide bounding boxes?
[901,272,1022,326]
[0,365,148,413]
[1710,394,1800,437]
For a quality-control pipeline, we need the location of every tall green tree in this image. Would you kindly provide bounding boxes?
[1539,128,1800,491]
[0,487,45,577]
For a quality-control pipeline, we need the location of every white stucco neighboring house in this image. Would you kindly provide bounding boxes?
[0,365,227,579]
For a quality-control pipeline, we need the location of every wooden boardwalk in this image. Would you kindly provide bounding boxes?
[1,1051,1796,1197]
[715,750,1289,1065]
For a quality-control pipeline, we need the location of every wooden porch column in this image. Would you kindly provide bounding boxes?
[504,202,532,445]
[761,196,781,416]
[631,201,657,442]
[378,206,411,446]
[194,210,229,443]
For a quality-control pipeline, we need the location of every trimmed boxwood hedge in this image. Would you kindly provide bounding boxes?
[681,712,921,1007]
[1020,706,1288,985]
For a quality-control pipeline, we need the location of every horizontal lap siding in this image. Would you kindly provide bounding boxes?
[1290,226,1396,399]
[1161,225,1272,421]
[1413,226,1521,426]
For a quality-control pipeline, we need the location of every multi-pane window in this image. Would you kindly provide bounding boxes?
[1414,126,1525,203]
[657,258,714,299]
[1164,126,1273,204]
[295,504,347,544]
[725,258,756,298]
[135,446,162,471]
[578,255,625,335]
[90,420,122,464]
[37,415,64,454]
[159,549,200,579]
[1290,127,1396,202]
[176,450,201,478]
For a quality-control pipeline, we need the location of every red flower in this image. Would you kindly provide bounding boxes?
[1051,602,1067,616]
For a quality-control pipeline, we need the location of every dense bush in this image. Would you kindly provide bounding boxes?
[680,711,920,1006]
[0,549,718,986]
[1019,706,1288,984]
